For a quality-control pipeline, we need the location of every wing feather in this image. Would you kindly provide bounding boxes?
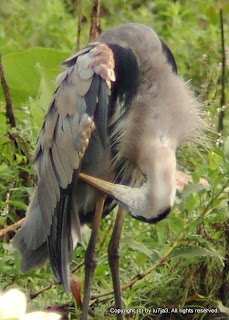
[51,141,69,187]
[54,120,73,183]
[43,104,59,148]
[95,80,109,147]
[13,42,116,292]
[74,73,93,96]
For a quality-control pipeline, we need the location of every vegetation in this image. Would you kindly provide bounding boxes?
[0,0,229,319]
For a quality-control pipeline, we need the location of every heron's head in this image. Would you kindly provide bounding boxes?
[135,145,176,222]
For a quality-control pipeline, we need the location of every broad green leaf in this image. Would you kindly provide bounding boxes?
[127,240,153,259]
[168,215,184,236]
[135,252,147,266]
[208,152,223,171]
[186,235,224,264]
[183,193,199,211]
[29,64,57,129]
[156,219,169,246]
[8,200,27,210]
[36,64,55,109]
[0,48,68,105]
[170,246,223,261]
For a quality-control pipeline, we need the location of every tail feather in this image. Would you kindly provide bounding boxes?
[12,193,49,272]
[13,192,49,251]
[48,192,71,293]
[13,233,48,273]
[48,171,81,294]
[21,243,48,273]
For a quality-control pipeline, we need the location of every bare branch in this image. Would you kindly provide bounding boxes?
[0,53,16,128]
[89,0,101,41]
[0,218,25,238]
[30,282,56,299]
[76,0,83,51]
[71,259,84,273]
[217,8,226,133]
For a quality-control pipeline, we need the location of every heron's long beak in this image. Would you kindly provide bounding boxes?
[79,171,207,195]
[79,173,115,195]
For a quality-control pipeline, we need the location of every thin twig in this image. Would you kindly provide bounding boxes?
[0,53,16,128]
[71,259,85,273]
[76,0,83,51]
[217,8,226,133]
[0,218,25,238]
[30,282,56,299]
[89,0,101,41]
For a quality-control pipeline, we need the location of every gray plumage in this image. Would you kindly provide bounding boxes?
[13,23,203,293]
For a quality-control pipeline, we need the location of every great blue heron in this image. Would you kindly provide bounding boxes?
[13,23,204,319]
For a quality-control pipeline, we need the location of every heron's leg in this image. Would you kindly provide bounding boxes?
[81,194,106,320]
[108,208,125,320]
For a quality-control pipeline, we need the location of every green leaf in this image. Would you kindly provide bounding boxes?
[29,63,57,129]
[170,246,222,261]
[156,219,169,246]
[0,48,68,105]
[168,216,184,236]
[8,200,27,210]
[183,193,199,211]
[127,240,153,259]
[135,252,147,266]
[217,301,229,315]
[186,234,224,264]
[208,152,223,171]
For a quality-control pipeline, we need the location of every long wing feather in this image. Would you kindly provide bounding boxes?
[13,43,115,292]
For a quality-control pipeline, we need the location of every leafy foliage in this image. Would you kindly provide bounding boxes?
[0,0,229,319]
